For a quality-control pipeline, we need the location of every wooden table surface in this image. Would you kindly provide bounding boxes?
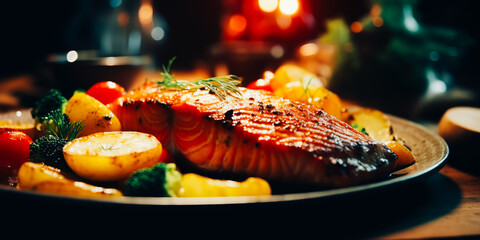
[380,165,480,239]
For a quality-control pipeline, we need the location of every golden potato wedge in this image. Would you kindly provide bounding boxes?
[17,162,68,190]
[17,162,122,197]
[63,131,163,181]
[65,92,121,136]
[348,108,394,143]
[33,181,122,197]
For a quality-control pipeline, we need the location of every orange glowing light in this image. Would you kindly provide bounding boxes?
[227,14,247,36]
[299,42,318,57]
[351,21,363,33]
[259,0,278,12]
[117,11,129,26]
[373,17,384,27]
[138,2,153,26]
[370,4,382,17]
[279,0,299,16]
[276,15,292,29]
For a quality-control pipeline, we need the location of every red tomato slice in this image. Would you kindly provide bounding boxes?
[86,81,126,105]
[0,131,33,183]
[246,79,273,92]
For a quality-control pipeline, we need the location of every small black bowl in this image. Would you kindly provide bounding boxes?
[46,51,152,97]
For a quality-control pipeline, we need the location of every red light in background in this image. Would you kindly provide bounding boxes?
[351,21,363,33]
[226,14,247,38]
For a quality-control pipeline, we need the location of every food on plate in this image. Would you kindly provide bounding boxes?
[246,71,274,92]
[159,148,174,163]
[0,130,33,183]
[65,92,121,136]
[269,63,324,91]
[348,108,393,143]
[346,107,415,170]
[124,163,182,197]
[86,81,126,105]
[31,89,67,125]
[180,172,271,197]
[0,120,36,139]
[268,63,343,120]
[124,163,271,197]
[29,135,70,171]
[386,141,415,170]
[110,61,398,188]
[63,131,163,181]
[29,100,85,171]
[17,162,122,197]
[3,59,415,199]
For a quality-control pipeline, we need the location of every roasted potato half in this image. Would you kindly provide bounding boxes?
[65,92,121,136]
[348,108,394,143]
[347,108,415,170]
[63,131,163,181]
[271,64,343,119]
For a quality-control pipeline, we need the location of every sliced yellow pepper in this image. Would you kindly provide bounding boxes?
[179,173,271,197]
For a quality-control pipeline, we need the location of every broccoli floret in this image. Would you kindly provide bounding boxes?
[124,163,182,197]
[29,135,70,171]
[31,89,67,124]
[43,109,84,141]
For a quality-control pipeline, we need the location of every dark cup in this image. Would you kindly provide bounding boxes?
[45,51,152,97]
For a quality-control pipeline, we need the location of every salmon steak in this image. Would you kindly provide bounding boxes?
[110,83,397,188]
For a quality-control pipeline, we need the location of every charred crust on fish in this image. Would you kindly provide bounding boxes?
[271,110,282,115]
[224,109,234,121]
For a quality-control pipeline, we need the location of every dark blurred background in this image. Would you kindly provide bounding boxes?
[0,0,478,119]
[0,0,369,73]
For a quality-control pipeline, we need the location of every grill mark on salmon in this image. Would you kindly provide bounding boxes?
[110,83,397,187]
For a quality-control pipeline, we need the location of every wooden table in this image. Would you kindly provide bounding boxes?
[380,165,480,239]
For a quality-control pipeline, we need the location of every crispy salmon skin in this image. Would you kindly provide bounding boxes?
[110,83,397,187]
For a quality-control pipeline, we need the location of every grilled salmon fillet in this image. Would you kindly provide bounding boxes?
[110,83,397,187]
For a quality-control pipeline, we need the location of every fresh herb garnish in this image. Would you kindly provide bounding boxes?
[352,123,369,136]
[155,57,242,101]
[99,143,119,151]
[43,109,85,141]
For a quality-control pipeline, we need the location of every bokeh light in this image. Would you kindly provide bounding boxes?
[279,0,299,16]
[259,0,278,13]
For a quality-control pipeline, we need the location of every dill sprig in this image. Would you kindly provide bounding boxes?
[43,109,85,141]
[155,58,242,101]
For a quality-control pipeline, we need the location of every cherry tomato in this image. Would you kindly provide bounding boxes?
[86,81,126,105]
[246,79,273,92]
[159,149,174,163]
[0,131,33,183]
